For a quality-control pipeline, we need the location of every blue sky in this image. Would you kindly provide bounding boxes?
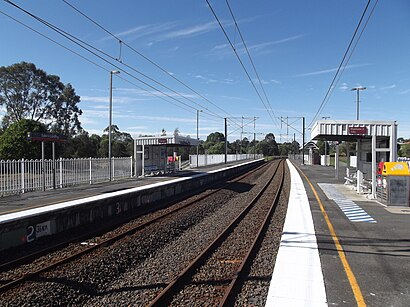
[1,0,409,144]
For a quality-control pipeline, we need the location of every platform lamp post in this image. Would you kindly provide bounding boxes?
[351,87,366,120]
[196,109,202,168]
[109,70,120,181]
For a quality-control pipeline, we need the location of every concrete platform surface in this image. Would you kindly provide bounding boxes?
[292,161,410,306]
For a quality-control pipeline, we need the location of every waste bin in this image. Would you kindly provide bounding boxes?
[376,162,410,206]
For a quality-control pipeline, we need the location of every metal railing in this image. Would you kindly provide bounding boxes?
[0,157,133,196]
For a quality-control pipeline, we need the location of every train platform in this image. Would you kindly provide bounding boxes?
[0,159,253,217]
[266,160,410,306]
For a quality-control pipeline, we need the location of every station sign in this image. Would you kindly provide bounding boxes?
[27,132,67,142]
[348,127,368,135]
[158,138,168,144]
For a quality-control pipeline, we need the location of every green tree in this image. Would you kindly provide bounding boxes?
[278,142,293,156]
[206,132,225,143]
[399,143,410,157]
[0,119,47,160]
[62,131,100,158]
[207,142,225,154]
[257,133,279,156]
[0,62,82,135]
[98,125,133,157]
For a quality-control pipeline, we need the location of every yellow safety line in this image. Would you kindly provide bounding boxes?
[294,163,366,307]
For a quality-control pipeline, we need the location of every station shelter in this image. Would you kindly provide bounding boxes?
[133,135,199,177]
[310,120,398,199]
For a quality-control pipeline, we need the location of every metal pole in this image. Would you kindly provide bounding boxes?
[356,89,359,120]
[302,117,305,165]
[52,141,56,189]
[253,117,256,159]
[225,118,228,164]
[335,143,340,179]
[351,87,366,120]
[197,109,199,168]
[41,141,45,191]
[108,70,120,181]
[109,71,113,181]
[240,116,243,154]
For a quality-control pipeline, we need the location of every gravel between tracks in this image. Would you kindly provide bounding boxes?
[0,161,288,306]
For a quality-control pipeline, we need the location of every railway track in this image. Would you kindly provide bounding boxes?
[148,159,286,306]
[0,160,273,297]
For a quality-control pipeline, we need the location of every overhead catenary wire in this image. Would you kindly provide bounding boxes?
[225,0,280,129]
[205,0,278,127]
[0,9,199,117]
[325,0,379,113]
[61,0,240,124]
[3,0,239,132]
[3,0,232,122]
[227,117,256,137]
[308,0,373,128]
[11,0,225,121]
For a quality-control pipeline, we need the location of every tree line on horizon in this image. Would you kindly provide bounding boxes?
[2,62,408,161]
[0,62,300,161]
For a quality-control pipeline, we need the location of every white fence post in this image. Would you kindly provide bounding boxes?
[130,156,133,178]
[0,155,171,196]
[21,158,25,194]
[112,157,115,181]
[89,157,92,184]
[59,157,63,188]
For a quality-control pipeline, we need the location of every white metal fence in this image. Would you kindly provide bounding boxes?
[189,154,263,168]
[0,157,133,196]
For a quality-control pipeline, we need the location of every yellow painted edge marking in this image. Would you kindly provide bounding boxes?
[294,163,366,307]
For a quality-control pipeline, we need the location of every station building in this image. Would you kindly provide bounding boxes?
[133,135,199,176]
[310,119,399,200]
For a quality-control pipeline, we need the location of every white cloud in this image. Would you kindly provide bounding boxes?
[195,75,217,83]
[130,115,196,123]
[213,43,229,50]
[157,21,217,41]
[99,22,176,42]
[80,95,144,104]
[380,84,396,90]
[247,35,305,52]
[127,125,148,130]
[252,78,269,85]
[399,89,410,95]
[294,63,372,77]
[210,34,304,59]
[339,83,349,91]
[112,25,148,39]
[81,96,108,103]
[168,46,179,52]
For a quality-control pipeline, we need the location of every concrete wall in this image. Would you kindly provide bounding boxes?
[0,159,264,251]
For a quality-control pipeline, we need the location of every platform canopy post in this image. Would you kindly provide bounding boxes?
[371,133,377,199]
[335,142,339,179]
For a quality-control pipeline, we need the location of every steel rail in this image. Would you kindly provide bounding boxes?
[0,160,269,293]
[148,159,285,307]
[219,159,286,306]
